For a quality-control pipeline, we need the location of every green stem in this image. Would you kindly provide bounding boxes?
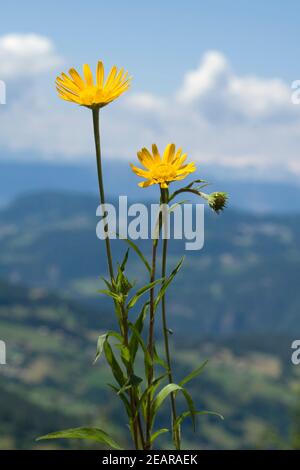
[92,109,144,448]
[92,108,114,282]
[121,306,139,449]
[145,238,158,449]
[160,187,181,450]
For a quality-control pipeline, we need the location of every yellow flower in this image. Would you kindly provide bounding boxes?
[131,144,196,189]
[55,61,131,108]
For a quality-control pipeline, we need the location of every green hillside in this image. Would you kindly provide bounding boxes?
[0,192,300,335]
[0,280,299,449]
[1,191,300,449]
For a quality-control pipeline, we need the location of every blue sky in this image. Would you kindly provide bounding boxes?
[1,0,300,182]
[2,0,299,93]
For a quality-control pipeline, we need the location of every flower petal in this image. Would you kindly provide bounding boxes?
[69,68,85,88]
[138,180,154,188]
[130,164,151,178]
[104,66,118,90]
[137,151,154,169]
[83,64,94,86]
[96,61,104,88]
[151,144,161,163]
[163,143,175,163]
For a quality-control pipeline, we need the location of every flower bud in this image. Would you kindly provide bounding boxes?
[207,192,228,213]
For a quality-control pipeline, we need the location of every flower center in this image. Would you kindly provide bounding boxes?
[151,163,176,182]
[79,86,106,105]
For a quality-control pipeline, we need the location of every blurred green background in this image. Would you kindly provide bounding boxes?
[1,192,300,449]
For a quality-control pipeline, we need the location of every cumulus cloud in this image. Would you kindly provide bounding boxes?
[177,50,292,121]
[119,51,300,179]
[0,33,63,79]
[0,41,300,181]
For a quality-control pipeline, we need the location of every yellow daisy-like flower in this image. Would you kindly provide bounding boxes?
[55,61,131,108]
[131,144,196,189]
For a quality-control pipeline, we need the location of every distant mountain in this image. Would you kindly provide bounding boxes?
[1,190,300,337]
[1,160,300,213]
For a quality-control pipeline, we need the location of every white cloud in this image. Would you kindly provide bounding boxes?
[0,34,63,79]
[177,50,292,120]
[0,42,300,182]
[177,51,230,102]
[125,92,166,112]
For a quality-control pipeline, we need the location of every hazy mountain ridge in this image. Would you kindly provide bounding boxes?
[1,160,300,213]
[1,191,300,336]
[0,191,300,449]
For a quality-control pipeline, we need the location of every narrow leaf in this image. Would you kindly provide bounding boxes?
[179,360,208,387]
[151,384,182,418]
[136,373,168,419]
[108,384,132,418]
[154,346,168,370]
[129,302,149,361]
[120,345,131,367]
[98,289,121,302]
[175,410,224,431]
[128,322,152,373]
[94,333,108,364]
[119,237,151,273]
[103,340,126,387]
[127,278,163,309]
[181,388,197,431]
[150,428,169,444]
[154,258,184,309]
[120,248,130,271]
[94,331,123,364]
[37,427,123,450]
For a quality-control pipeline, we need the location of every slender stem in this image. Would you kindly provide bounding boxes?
[92,108,114,282]
[145,238,158,449]
[92,109,144,448]
[160,187,181,450]
[121,306,139,449]
[121,304,145,449]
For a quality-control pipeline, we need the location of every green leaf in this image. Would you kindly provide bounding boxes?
[128,321,153,378]
[108,384,132,418]
[151,384,197,431]
[150,428,169,444]
[127,278,163,309]
[128,322,148,354]
[103,340,126,387]
[129,374,143,387]
[94,331,123,364]
[181,387,197,431]
[151,384,182,419]
[119,237,151,273]
[100,276,113,291]
[120,345,131,367]
[154,346,168,370]
[120,248,130,271]
[129,302,149,361]
[179,360,208,387]
[115,374,143,401]
[154,258,184,310]
[137,372,168,419]
[168,200,189,213]
[115,261,133,296]
[94,333,108,364]
[98,289,121,302]
[36,427,123,450]
[175,410,224,431]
